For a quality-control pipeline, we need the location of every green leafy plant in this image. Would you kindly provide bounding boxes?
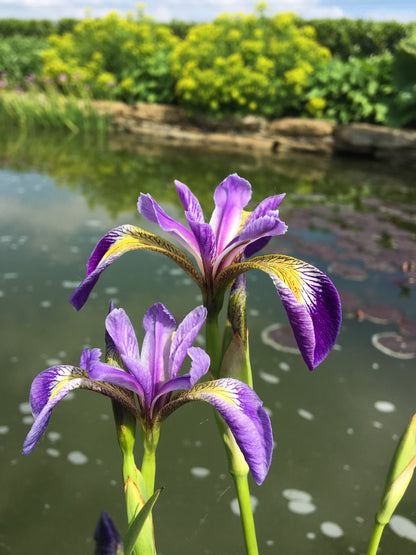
[170,8,330,118]
[0,35,47,85]
[40,8,178,103]
[387,30,416,128]
[305,54,394,124]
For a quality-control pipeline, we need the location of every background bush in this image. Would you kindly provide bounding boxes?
[0,9,415,128]
[40,10,178,103]
[304,54,394,124]
[387,30,416,128]
[300,18,413,60]
[170,9,330,118]
[0,35,47,85]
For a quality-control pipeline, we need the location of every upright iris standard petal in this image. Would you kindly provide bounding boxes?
[141,303,176,388]
[209,174,252,254]
[168,305,208,380]
[180,379,273,485]
[138,193,201,261]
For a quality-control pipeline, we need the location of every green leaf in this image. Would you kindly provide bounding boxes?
[123,488,163,555]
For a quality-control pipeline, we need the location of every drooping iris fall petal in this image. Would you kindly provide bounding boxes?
[177,378,273,485]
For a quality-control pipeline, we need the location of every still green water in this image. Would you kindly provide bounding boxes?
[0,129,415,554]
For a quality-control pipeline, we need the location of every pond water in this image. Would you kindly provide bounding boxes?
[0,129,415,554]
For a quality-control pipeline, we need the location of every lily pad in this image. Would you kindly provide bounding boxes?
[372,332,416,359]
[261,324,300,355]
[329,262,368,281]
[357,304,404,325]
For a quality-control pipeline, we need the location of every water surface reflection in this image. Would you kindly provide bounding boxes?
[0,129,415,554]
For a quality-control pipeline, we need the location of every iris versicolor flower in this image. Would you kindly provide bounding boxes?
[70,174,341,371]
[22,303,273,485]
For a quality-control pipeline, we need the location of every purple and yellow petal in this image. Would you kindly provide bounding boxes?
[70,225,201,310]
[23,361,138,455]
[216,254,341,370]
[184,378,273,485]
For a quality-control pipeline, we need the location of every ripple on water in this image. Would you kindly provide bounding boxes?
[259,371,280,384]
[190,466,211,478]
[67,451,88,465]
[298,408,314,421]
[19,402,32,414]
[389,515,416,542]
[374,400,396,413]
[282,489,316,515]
[230,496,258,516]
[320,521,344,538]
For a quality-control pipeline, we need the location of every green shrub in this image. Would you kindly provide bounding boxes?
[304,54,394,124]
[170,9,330,118]
[302,18,413,60]
[0,18,55,38]
[387,30,416,128]
[0,35,48,84]
[40,9,178,103]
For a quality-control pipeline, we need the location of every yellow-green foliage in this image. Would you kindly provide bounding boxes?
[170,9,330,117]
[40,10,178,103]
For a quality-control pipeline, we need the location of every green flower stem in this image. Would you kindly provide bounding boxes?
[112,401,156,555]
[141,426,161,498]
[216,412,259,555]
[206,309,259,555]
[367,521,385,555]
[205,308,222,379]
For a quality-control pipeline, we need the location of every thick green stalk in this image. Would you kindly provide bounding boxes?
[206,308,259,555]
[112,402,156,555]
[205,309,222,379]
[216,412,259,555]
[367,521,385,555]
[141,426,160,498]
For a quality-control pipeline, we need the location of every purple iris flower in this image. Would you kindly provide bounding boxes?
[23,303,273,485]
[70,174,341,371]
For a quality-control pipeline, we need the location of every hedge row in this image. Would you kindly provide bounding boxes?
[0,10,415,127]
[0,14,414,59]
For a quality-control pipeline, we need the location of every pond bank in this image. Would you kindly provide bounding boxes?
[94,100,416,167]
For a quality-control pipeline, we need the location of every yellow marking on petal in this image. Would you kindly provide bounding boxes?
[190,381,238,406]
[271,259,304,304]
[239,210,251,233]
[49,368,86,401]
[215,254,314,305]
[103,234,141,261]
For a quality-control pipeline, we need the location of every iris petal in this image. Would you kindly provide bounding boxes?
[215,254,342,370]
[152,346,210,408]
[141,303,176,387]
[184,378,273,485]
[70,225,201,310]
[174,180,205,224]
[168,305,207,379]
[105,308,152,402]
[138,193,201,261]
[210,174,252,254]
[23,362,137,455]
